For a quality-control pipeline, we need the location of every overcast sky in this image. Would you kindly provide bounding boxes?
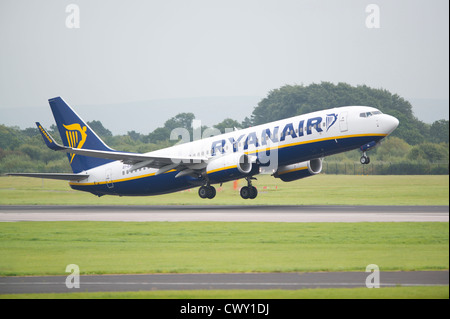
[0,0,448,110]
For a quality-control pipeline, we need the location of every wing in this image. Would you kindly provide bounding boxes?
[36,122,208,171]
[5,173,89,181]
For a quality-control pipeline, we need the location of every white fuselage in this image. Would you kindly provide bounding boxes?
[69,106,399,196]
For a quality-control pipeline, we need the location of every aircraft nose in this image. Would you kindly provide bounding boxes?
[384,115,399,134]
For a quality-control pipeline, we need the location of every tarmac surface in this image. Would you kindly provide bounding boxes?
[1,271,448,294]
[0,205,448,222]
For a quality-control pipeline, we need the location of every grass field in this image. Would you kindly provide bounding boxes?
[1,287,448,299]
[0,175,448,205]
[0,222,447,276]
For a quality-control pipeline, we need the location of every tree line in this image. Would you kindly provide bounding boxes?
[0,82,448,174]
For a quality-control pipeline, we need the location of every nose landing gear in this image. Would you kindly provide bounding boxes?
[360,141,377,165]
[360,152,371,165]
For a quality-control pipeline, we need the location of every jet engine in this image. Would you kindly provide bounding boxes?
[205,153,256,183]
[273,158,323,182]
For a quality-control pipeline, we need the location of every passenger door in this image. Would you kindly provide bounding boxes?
[105,168,114,189]
[339,112,348,132]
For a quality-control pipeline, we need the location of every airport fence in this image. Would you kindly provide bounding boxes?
[322,161,449,175]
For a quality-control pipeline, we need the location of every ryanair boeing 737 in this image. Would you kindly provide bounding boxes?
[8,97,399,199]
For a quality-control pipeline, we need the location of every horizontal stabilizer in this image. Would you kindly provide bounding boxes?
[5,173,89,181]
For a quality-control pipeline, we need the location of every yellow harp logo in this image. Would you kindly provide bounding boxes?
[63,123,87,163]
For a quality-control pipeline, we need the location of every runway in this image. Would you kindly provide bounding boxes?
[0,205,448,222]
[1,206,448,295]
[1,271,448,294]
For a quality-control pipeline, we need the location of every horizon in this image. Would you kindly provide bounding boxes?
[0,94,448,136]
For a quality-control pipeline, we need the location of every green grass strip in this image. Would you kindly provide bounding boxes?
[1,286,448,299]
[0,222,447,276]
[0,175,448,205]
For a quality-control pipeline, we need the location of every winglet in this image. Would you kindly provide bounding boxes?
[35,122,66,151]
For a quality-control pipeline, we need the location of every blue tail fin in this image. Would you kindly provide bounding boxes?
[48,97,115,173]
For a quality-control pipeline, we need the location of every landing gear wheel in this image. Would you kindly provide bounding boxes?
[360,155,370,165]
[240,186,250,199]
[198,185,216,199]
[249,186,258,199]
[240,185,258,200]
[207,186,216,199]
[198,186,209,199]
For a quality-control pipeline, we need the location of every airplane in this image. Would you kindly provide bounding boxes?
[7,97,399,199]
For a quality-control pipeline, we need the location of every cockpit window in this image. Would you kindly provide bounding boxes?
[360,110,383,118]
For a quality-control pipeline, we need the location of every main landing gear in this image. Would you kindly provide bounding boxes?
[198,184,216,199]
[198,177,258,200]
[240,177,258,200]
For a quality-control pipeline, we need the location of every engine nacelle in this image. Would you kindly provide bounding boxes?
[274,158,323,182]
[206,153,255,183]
